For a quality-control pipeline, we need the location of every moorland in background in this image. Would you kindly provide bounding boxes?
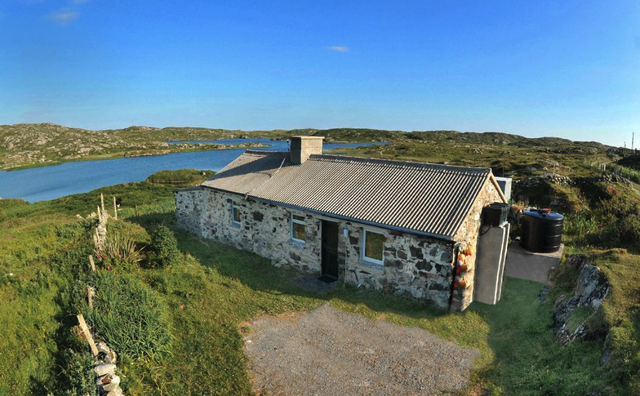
[0,122,626,173]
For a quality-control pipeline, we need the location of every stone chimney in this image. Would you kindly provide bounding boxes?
[290,136,324,165]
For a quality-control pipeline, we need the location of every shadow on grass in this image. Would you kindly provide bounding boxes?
[126,211,176,230]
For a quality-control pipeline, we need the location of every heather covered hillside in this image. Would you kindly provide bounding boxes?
[0,123,620,172]
[0,123,262,170]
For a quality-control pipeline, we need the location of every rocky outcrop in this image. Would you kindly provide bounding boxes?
[574,265,610,308]
[515,173,631,192]
[539,159,560,168]
[513,173,632,208]
[0,123,268,170]
[515,173,573,190]
[552,255,610,346]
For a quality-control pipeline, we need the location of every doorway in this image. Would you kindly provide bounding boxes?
[321,220,339,278]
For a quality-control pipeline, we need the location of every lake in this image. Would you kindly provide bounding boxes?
[0,140,384,202]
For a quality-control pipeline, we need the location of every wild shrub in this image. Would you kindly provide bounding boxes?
[610,164,640,184]
[55,345,97,396]
[87,272,172,360]
[149,225,181,268]
[564,212,598,245]
[96,230,145,272]
[591,195,640,251]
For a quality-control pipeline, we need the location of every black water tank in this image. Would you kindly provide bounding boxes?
[483,203,510,227]
[520,209,563,253]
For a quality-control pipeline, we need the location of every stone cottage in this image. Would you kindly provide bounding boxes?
[175,136,508,311]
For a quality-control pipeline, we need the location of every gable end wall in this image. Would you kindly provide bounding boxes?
[450,177,506,311]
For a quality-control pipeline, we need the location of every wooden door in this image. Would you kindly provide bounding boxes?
[321,221,339,278]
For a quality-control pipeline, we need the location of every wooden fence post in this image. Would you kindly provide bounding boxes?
[113,196,118,220]
[87,286,93,308]
[100,193,105,214]
[89,255,96,272]
[77,314,99,356]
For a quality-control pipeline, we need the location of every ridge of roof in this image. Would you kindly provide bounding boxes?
[309,154,490,173]
[240,150,490,173]
[243,150,288,156]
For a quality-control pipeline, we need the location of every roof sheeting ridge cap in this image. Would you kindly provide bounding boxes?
[244,150,289,156]
[309,154,490,173]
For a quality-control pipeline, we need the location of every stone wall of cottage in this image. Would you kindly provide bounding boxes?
[175,187,323,272]
[340,225,455,309]
[175,187,457,309]
[450,178,506,311]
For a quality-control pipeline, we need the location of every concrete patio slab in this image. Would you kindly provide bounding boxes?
[504,242,563,284]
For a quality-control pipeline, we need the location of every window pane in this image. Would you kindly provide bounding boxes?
[293,222,305,241]
[293,214,305,222]
[364,231,385,261]
[232,207,241,223]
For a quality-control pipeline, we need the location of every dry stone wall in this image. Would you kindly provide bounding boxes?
[175,187,462,309]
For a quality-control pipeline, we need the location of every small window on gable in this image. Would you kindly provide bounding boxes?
[231,201,241,224]
[362,229,385,265]
[291,214,306,242]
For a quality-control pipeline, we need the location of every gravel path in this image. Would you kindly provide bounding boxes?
[244,304,480,396]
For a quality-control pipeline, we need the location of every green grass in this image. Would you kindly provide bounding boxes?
[567,306,596,333]
[87,272,172,361]
[591,250,640,393]
[330,138,610,178]
[146,169,212,185]
[0,281,60,395]
[0,170,637,395]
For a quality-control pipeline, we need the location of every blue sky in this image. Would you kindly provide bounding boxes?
[0,1,638,147]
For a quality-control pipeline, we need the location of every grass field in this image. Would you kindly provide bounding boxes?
[0,170,638,395]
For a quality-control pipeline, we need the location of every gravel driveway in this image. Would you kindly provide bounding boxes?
[244,304,480,396]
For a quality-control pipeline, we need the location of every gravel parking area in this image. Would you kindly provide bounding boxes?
[244,304,480,396]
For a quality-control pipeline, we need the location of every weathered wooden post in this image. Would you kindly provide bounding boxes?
[77,314,99,356]
[100,193,105,214]
[87,286,93,308]
[89,255,96,272]
[113,196,118,220]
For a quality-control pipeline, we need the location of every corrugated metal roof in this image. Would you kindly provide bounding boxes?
[202,151,492,239]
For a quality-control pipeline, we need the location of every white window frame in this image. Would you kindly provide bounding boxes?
[361,228,385,266]
[231,201,241,225]
[290,213,306,243]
